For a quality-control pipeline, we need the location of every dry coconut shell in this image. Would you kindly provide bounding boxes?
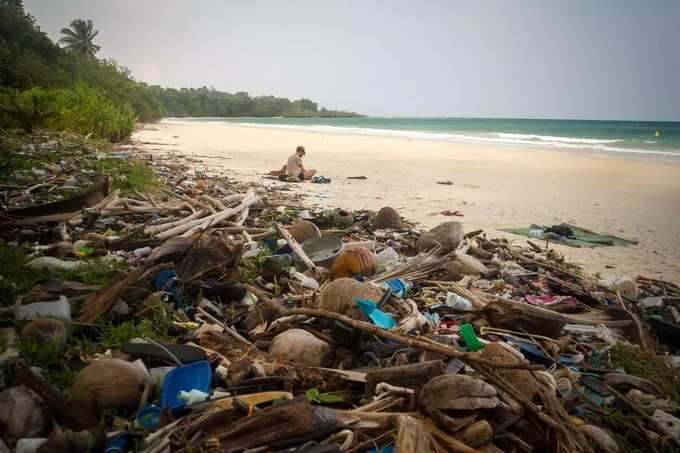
[419,374,499,410]
[445,253,488,280]
[479,343,539,399]
[286,219,321,244]
[417,221,464,253]
[320,278,383,321]
[269,329,331,366]
[330,247,377,280]
[373,207,403,230]
[0,385,49,439]
[68,359,149,413]
[20,318,67,347]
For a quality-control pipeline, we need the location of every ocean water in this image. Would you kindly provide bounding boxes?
[172,117,680,157]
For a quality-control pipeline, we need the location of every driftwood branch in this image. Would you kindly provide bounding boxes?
[276,223,315,270]
[285,307,543,370]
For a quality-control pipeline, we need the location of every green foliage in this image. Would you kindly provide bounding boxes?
[101,316,173,349]
[18,338,62,368]
[1,1,359,142]
[609,343,680,402]
[1,83,138,141]
[0,242,128,307]
[145,86,359,118]
[59,19,100,57]
[0,86,54,132]
[0,242,44,306]
[96,157,165,194]
[305,388,345,405]
[0,0,70,88]
[0,1,160,128]
[18,338,77,391]
[47,82,137,141]
[70,58,162,122]
[56,257,130,287]
[46,367,77,392]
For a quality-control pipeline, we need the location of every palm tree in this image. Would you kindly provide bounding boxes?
[59,19,101,57]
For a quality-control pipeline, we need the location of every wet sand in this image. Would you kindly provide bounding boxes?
[134,119,680,282]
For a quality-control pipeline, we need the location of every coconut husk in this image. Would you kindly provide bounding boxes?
[459,420,494,448]
[67,359,149,413]
[425,408,478,435]
[479,343,540,400]
[445,253,488,280]
[419,374,499,410]
[328,209,354,228]
[20,318,67,348]
[37,429,99,453]
[286,219,321,243]
[269,329,331,366]
[319,278,382,321]
[330,247,377,280]
[374,207,403,230]
[0,385,49,439]
[395,414,443,453]
[418,221,464,253]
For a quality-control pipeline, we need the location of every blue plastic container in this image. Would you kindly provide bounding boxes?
[383,278,411,298]
[136,405,162,430]
[161,360,211,411]
[356,298,397,329]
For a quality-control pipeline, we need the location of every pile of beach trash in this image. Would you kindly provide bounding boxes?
[1,132,679,453]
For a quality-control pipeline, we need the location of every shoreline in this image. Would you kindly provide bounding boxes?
[163,117,680,161]
[134,120,680,281]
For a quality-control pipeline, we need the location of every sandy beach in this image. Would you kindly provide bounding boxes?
[134,119,680,282]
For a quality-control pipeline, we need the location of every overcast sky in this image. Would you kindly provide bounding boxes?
[23,0,680,120]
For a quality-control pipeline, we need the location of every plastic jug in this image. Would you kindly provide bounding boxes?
[445,292,473,311]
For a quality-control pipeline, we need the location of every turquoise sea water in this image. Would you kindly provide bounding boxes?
[172,117,680,157]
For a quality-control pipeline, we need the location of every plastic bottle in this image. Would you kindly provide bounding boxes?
[375,247,399,272]
[382,278,411,298]
[563,323,618,344]
[178,389,209,405]
[445,292,473,311]
[638,296,664,309]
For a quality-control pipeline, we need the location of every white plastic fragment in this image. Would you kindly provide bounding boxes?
[14,295,72,321]
[26,256,85,271]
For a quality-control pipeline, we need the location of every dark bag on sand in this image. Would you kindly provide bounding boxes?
[546,223,574,238]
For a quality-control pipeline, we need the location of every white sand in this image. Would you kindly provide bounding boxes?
[134,119,680,282]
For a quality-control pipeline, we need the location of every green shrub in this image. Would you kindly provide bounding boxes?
[48,82,137,142]
[0,86,54,132]
[1,83,138,142]
[96,157,165,194]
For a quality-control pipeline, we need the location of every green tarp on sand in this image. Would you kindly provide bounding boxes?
[501,223,637,248]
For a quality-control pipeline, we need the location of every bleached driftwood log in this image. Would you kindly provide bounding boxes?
[144,209,210,235]
[149,191,258,240]
[276,223,315,270]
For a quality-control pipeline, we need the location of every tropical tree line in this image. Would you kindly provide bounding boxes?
[0,0,358,141]
[146,86,358,118]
